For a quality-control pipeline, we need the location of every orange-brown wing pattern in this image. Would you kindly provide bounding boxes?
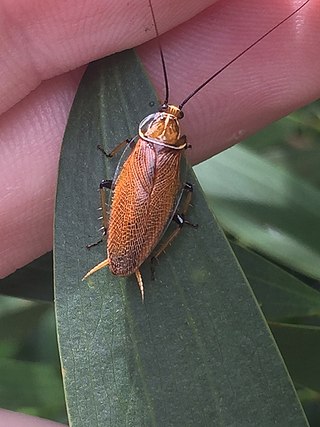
[107,139,182,276]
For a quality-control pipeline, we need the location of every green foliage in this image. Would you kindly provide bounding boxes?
[53,50,308,426]
[0,52,319,425]
[0,297,66,421]
[195,139,320,280]
[195,100,320,425]
[0,252,53,301]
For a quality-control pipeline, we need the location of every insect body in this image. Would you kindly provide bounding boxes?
[83,0,311,300]
[83,105,190,300]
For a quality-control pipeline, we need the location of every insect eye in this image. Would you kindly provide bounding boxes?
[178,111,184,119]
[160,103,168,112]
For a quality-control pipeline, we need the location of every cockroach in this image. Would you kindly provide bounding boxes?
[83,0,310,300]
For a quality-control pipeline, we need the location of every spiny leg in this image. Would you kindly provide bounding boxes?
[95,136,135,231]
[87,137,135,248]
[151,182,198,276]
[176,183,197,226]
[86,179,112,249]
[151,211,198,260]
[97,136,135,158]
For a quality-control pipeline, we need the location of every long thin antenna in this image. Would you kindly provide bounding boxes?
[148,0,169,105]
[179,0,310,110]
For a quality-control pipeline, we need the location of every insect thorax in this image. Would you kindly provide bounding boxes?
[139,104,185,149]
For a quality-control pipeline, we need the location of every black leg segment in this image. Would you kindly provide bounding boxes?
[150,180,198,274]
[97,137,134,158]
[100,179,113,190]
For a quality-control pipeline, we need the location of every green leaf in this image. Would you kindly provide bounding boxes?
[0,359,65,420]
[240,102,320,187]
[271,322,320,392]
[0,301,49,344]
[195,146,320,279]
[0,252,53,301]
[54,50,308,426]
[232,242,320,321]
[298,388,320,427]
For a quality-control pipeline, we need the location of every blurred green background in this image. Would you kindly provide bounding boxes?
[0,99,320,425]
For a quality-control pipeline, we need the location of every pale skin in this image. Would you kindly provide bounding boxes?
[0,0,319,423]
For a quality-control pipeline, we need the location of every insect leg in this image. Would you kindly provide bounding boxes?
[86,179,113,249]
[98,179,112,231]
[151,183,198,268]
[88,136,135,247]
[176,183,198,228]
[97,136,135,158]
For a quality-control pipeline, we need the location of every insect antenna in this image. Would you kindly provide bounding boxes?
[148,0,169,105]
[179,0,310,110]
